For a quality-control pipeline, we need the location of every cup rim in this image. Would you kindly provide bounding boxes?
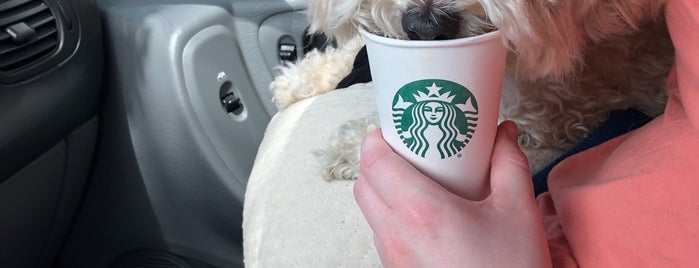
[358,28,501,48]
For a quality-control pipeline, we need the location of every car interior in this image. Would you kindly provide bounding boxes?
[0,0,310,267]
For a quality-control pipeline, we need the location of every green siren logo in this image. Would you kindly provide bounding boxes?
[393,79,478,159]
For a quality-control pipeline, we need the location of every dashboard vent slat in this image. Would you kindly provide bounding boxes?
[0,1,48,27]
[26,12,54,28]
[0,37,56,69]
[0,0,33,13]
[0,0,58,73]
[0,26,56,54]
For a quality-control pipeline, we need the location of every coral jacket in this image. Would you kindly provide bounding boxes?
[539,0,699,266]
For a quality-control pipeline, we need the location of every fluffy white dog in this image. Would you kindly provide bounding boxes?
[270,0,674,180]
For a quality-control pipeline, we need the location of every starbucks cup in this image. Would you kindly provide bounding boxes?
[359,29,506,200]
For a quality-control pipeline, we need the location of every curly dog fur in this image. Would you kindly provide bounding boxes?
[270,0,674,180]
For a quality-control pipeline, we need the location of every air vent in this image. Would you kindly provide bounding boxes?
[0,0,58,73]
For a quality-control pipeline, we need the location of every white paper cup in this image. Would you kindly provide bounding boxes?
[360,29,506,200]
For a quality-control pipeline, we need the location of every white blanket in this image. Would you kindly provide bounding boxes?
[243,84,381,267]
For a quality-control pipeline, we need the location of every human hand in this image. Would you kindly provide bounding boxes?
[354,121,552,267]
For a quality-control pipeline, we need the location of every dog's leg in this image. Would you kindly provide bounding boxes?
[270,38,364,110]
[314,114,379,180]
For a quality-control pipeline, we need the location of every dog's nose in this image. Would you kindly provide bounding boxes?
[402,8,460,40]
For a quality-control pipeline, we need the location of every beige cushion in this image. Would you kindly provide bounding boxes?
[243,84,381,267]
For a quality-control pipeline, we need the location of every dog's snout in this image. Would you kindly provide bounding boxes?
[402,8,460,40]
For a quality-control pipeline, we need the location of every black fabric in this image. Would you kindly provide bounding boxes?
[336,46,373,89]
[303,29,334,54]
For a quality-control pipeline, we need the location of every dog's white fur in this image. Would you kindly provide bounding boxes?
[270,0,674,180]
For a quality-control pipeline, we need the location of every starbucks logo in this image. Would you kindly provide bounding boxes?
[393,79,478,159]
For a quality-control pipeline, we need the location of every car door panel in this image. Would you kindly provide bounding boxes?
[57,1,308,267]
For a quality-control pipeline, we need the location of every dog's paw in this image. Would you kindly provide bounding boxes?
[314,114,379,180]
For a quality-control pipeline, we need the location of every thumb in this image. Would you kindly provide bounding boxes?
[488,121,535,200]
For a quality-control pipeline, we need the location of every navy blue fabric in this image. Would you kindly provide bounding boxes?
[532,109,653,196]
